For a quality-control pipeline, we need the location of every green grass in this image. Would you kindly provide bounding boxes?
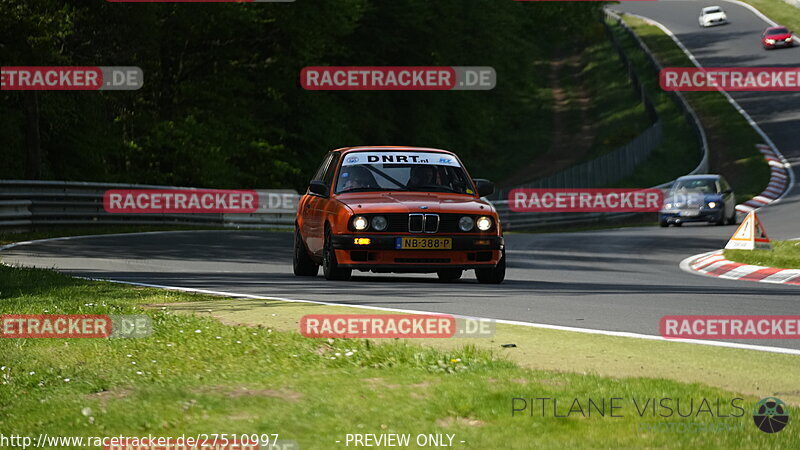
[500,31,653,185]
[725,240,800,269]
[740,0,800,31]
[577,29,652,162]
[1,260,800,447]
[604,18,702,190]
[552,51,585,139]
[616,16,771,202]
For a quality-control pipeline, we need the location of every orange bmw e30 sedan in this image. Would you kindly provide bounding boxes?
[293,146,505,283]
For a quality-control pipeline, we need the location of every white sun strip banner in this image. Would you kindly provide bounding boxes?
[341,152,461,167]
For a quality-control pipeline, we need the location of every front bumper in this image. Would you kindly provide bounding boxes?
[704,19,727,26]
[331,234,503,272]
[660,209,723,224]
[764,40,793,48]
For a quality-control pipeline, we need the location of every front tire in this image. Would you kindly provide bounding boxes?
[476,250,506,284]
[322,228,351,281]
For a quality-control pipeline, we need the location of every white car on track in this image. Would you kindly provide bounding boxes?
[699,6,728,27]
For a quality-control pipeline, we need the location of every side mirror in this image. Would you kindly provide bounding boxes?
[723,189,733,195]
[308,180,329,197]
[473,179,495,197]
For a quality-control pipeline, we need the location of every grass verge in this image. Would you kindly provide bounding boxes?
[577,29,652,162]
[725,239,800,269]
[615,16,771,203]
[1,259,799,447]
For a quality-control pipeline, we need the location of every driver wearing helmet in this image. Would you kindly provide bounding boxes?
[340,165,378,192]
[407,165,437,189]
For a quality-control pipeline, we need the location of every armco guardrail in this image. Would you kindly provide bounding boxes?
[497,121,662,193]
[0,200,33,228]
[0,180,299,231]
[490,10,710,230]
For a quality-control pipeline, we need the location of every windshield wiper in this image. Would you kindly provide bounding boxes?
[362,165,408,190]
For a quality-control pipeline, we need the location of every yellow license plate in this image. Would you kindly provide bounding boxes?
[396,237,452,250]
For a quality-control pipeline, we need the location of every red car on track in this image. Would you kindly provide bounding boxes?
[761,26,794,49]
[293,146,505,283]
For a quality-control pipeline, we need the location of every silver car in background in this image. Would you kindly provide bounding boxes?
[659,175,737,227]
[699,6,728,27]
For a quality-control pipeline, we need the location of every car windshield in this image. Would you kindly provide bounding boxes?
[704,7,721,13]
[767,28,789,35]
[335,151,474,195]
[672,179,718,194]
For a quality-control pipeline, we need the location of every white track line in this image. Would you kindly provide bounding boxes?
[3,232,800,356]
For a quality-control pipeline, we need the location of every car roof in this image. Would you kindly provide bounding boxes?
[766,26,789,31]
[703,6,721,10]
[333,146,456,156]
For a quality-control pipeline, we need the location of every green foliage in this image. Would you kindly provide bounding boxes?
[725,240,800,270]
[1,1,602,189]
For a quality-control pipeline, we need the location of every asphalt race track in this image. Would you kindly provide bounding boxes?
[2,1,799,351]
[615,0,800,231]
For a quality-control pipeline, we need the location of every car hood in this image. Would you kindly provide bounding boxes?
[704,12,726,18]
[765,33,792,40]
[663,192,722,208]
[336,192,495,215]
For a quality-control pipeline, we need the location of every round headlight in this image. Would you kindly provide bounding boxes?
[353,216,369,231]
[458,216,474,232]
[476,216,492,231]
[371,215,388,231]
[708,202,717,208]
